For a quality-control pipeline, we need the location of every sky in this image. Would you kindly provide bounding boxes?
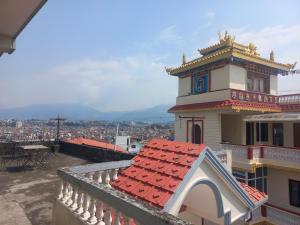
[1,0,300,111]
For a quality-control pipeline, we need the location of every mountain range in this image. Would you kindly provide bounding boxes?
[0,104,174,122]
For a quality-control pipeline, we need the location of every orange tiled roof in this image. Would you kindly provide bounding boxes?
[240,182,268,203]
[111,139,206,208]
[67,137,126,153]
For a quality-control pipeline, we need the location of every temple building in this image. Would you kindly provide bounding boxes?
[166,32,300,225]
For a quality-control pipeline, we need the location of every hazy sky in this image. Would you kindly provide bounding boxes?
[1,0,300,111]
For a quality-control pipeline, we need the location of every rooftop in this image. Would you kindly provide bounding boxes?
[0,152,89,225]
[66,137,126,153]
[166,31,294,75]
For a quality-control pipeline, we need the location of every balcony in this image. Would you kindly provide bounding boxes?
[221,143,300,170]
[53,160,191,225]
[250,204,300,225]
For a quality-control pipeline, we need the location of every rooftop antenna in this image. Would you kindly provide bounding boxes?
[50,115,66,143]
[114,123,119,151]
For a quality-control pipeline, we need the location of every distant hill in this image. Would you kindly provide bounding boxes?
[0,104,174,122]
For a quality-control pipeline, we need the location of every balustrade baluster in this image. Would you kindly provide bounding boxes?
[58,180,64,200]
[96,200,105,225]
[95,171,103,184]
[104,170,111,187]
[81,193,91,220]
[70,186,78,210]
[62,182,70,203]
[111,169,119,181]
[104,205,112,225]
[88,198,97,224]
[75,190,84,214]
[66,184,73,206]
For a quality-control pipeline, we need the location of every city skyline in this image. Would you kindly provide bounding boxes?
[1,0,300,111]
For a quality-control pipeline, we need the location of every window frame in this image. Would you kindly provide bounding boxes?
[256,123,268,142]
[289,179,300,207]
[192,74,209,95]
[247,72,269,94]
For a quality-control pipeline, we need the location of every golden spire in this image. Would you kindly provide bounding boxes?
[218,30,235,46]
[270,50,274,61]
[182,53,186,65]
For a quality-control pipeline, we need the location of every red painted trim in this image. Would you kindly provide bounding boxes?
[247,147,253,160]
[260,146,264,158]
[261,205,267,217]
[265,203,300,217]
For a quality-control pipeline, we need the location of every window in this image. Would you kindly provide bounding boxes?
[273,123,284,146]
[192,74,208,94]
[289,180,300,207]
[247,72,269,94]
[256,123,268,142]
[232,167,268,193]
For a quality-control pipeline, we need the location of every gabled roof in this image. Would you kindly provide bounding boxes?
[111,139,205,208]
[66,137,126,153]
[111,139,268,210]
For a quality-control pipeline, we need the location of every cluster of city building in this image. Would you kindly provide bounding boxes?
[0,119,174,144]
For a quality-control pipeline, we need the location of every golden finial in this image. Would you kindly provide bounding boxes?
[248,43,257,55]
[218,30,235,45]
[182,53,186,65]
[270,50,274,61]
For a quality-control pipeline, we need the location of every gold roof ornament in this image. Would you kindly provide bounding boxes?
[218,30,235,46]
[246,43,260,56]
[182,53,187,65]
[166,32,293,75]
[270,50,274,61]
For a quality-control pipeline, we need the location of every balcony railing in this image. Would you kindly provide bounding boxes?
[221,143,300,168]
[250,204,300,225]
[54,160,191,225]
[266,204,300,225]
[278,94,300,105]
[230,89,278,104]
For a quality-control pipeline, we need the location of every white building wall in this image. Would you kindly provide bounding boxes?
[174,110,222,150]
[229,65,247,91]
[210,66,230,91]
[178,76,191,96]
[269,75,278,95]
[267,168,300,214]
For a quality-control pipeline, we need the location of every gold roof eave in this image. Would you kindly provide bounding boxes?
[166,48,292,75]
[166,48,232,75]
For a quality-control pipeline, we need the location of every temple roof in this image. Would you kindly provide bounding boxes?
[166,32,294,75]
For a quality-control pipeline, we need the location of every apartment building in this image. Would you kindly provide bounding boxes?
[166,32,300,225]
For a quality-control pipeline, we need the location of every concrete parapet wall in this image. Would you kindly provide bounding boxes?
[59,141,133,162]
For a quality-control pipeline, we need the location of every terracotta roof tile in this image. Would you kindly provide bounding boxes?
[111,139,206,208]
[239,182,267,203]
[66,137,126,153]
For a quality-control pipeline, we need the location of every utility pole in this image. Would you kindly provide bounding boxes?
[51,115,66,143]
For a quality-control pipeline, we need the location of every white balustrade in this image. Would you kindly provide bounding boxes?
[54,160,188,225]
[221,144,248,160]
[264,146,300,164]
[267,205,300,225]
